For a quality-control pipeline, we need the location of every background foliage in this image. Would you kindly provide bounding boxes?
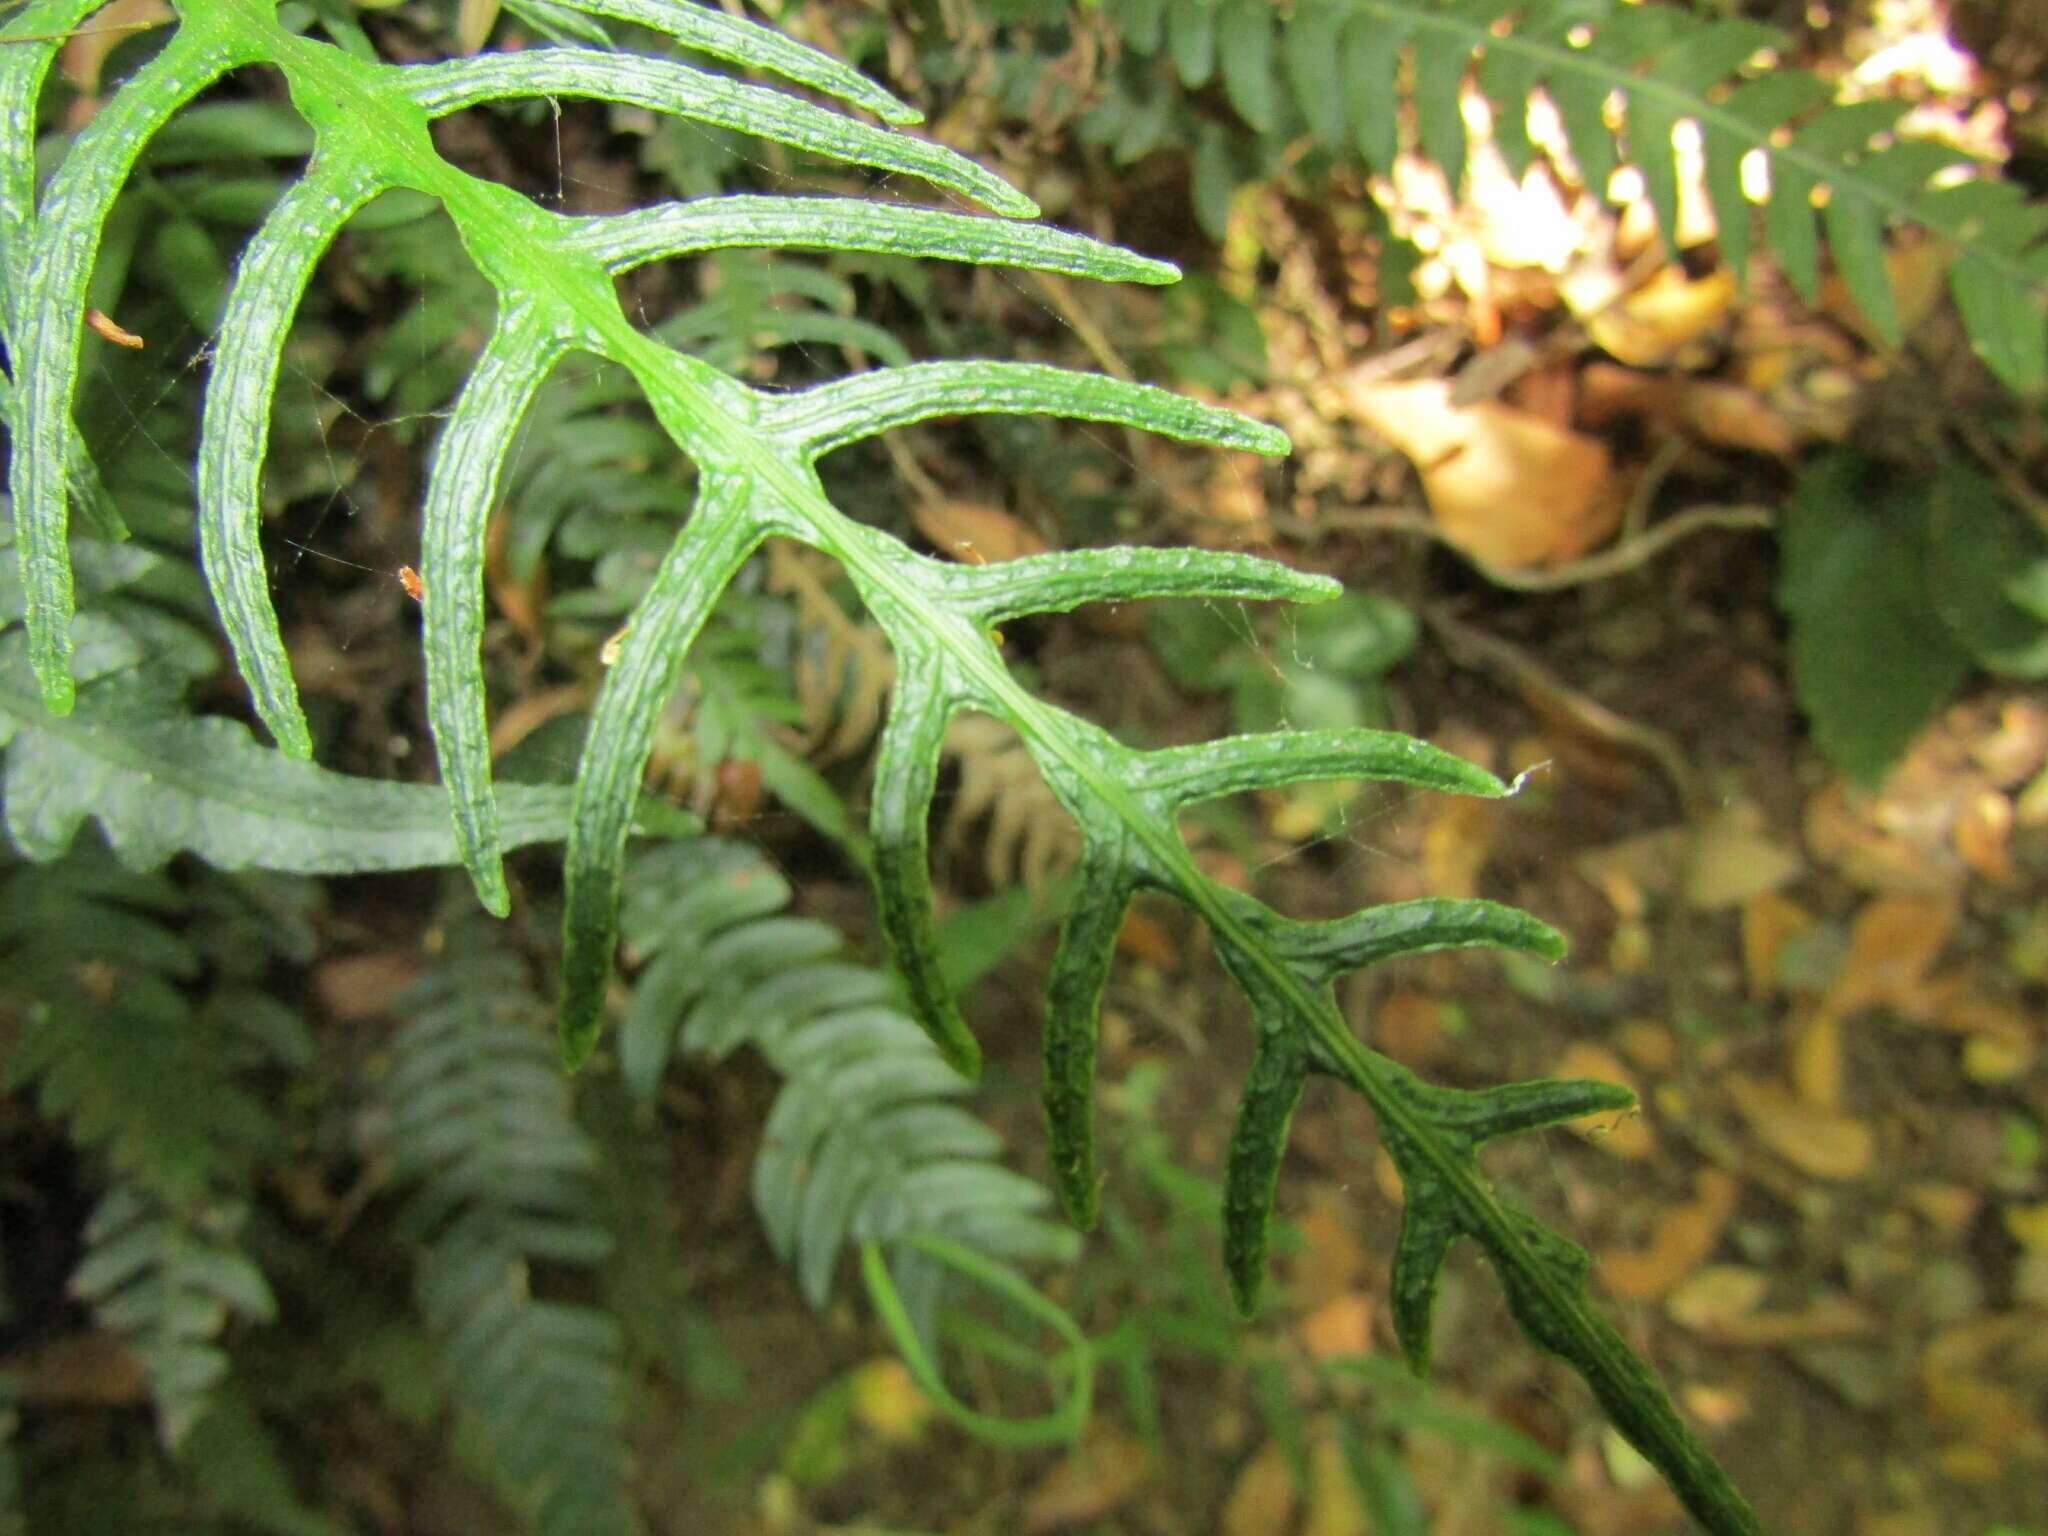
[2,1,2046,1534]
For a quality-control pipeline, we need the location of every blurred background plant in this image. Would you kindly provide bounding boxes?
[3,0,2047,1533]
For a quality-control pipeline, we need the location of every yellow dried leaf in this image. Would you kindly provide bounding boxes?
[1304,1428,1369,1536]
[2005,1203,2048,1253]
[1682,805,1802,910]
[1554,1043,1654,1159]
[1787,1010,1842,1111]
[1953,789,2016,883]
[1584,266,1735,368]
[1680,1382,1750,1429]
[1921,1371,2048,1465]
[1599,1167,1741,1302]
[914,499,1049,565]
[1421,794,1498,900]
[1301,1294,1375,1363]
[1691,1292,1879,1345]
[1665,1265,1769,1334]
[456,0,502,55]
[1903,1182,1980,1235]
[1741,891,1813,998]
[1962,1032,2033,1082]
[1338,377,1621,569]
[1023,1428,1154,1533]
[1726,1073,1873,1180]
[1822,896,1957,1018]
[1614,1018,1677,1074]
[1221,1441,1297,1536]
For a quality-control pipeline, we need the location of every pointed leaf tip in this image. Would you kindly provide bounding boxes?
[1247,421,1291,457]
[1388,1194,1458,1374]
[1222,1032,1307,1316]
[930,1014,983,1081]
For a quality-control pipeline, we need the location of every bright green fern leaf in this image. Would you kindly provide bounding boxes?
[1,5,1762,1530]
[0,514,694,873]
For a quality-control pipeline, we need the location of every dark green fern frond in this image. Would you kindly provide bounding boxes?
[387,914,638,1536]
[70,1183,277,1448]
[0,842,304,1448]
[0,847,292,1209]
[1094,0,2048,392]
[617,837,1077,1312]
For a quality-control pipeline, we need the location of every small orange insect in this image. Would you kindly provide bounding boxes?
[397,565,424,602]
[86,308,144,349]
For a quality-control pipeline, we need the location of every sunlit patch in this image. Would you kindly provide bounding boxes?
[1741,148,1773,204]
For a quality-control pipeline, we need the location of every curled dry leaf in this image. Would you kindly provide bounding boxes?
[942,714,1081,894]
[1670,1279,1880,1346]
[1726,1073,1874,1180]
[1581,266,1735,369]
[1821,895,1956,1019]
[485,506,545,641]
[914,498,1049,564]
[1599,1167,1741,1302]
[1579,362,1807,458]
[61,0,173,101]
[1337,376,1621,569]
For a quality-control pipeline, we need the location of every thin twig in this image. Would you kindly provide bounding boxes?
[1423,603,1701,813]
[1957,419,2048,539]
[1276,500,1774,592]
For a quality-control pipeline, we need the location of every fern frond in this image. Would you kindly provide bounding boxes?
[5,6,1760,1527]
[388,914,638,1536]
[0,517,690,873]
[0,849,290,1208]
[70,1183,276,1448]
[617,837,1078,1310]
[0,844,304,1447]
[1095,0,2048,392]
